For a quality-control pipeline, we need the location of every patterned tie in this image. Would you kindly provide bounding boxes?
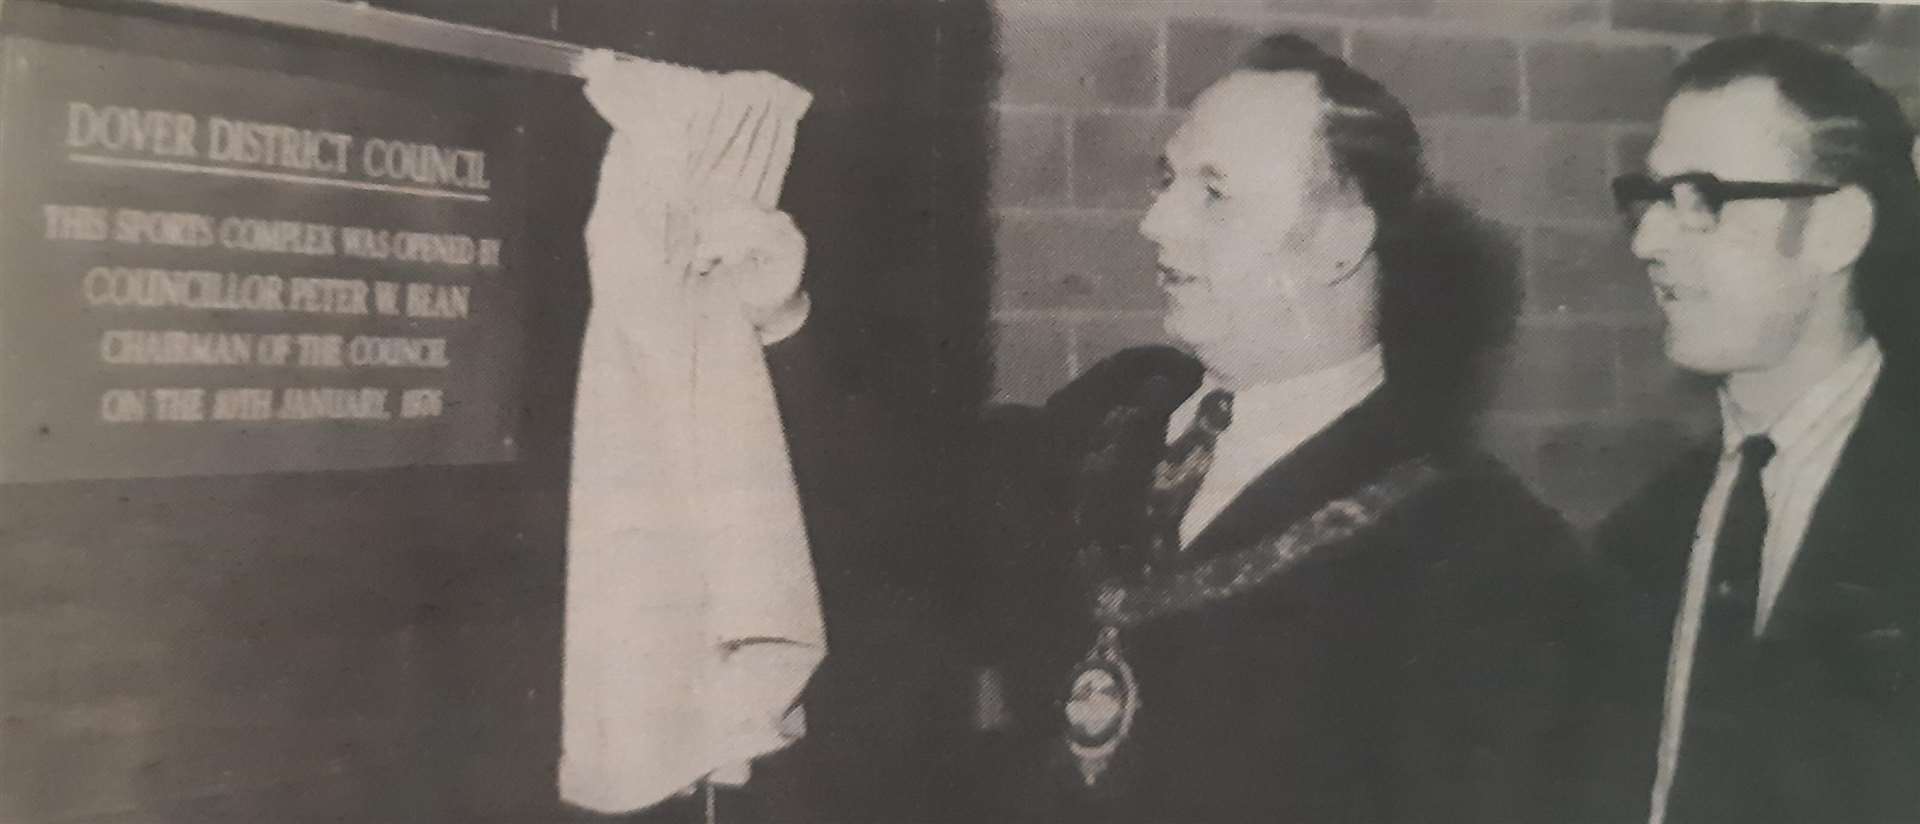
[1144,389,1233,572]
[1669,434,1775,822]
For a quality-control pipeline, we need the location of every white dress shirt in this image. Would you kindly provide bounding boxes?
[1164,346,1386,547]
[1647,339,1884,824]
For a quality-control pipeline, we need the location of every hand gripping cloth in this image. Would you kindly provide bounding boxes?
[560,51,822,814]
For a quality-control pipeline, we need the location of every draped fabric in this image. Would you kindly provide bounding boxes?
[560,51,822,814]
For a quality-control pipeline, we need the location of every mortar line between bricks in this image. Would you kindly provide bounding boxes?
[1479,117,1665,130]
[1265,15,1711,50]
[1154,17,1169,110]
[1518,220,1538,302]
[1607,123,1658,179]
[992,307,1164,324]
[1427,113,1662,131]
[1064,322,1084,378]
[1421,114,1516,131]
[1517,39,1534,122]
[994,205,1146,220]
[1522,214,1625,232]
[995,103,1171,116]
[1063,116,1077,205]
[1482,210,1618,228]
[992,4,1714,50]
[1605,122,1625,184]
[1610,328,1633,418]
[1517,312,1662,330]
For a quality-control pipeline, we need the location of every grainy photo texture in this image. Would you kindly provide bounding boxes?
[2,2,1917,824]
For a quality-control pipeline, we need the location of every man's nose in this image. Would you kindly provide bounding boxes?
[1629,202,1677,262]
[1139,189,1173,247]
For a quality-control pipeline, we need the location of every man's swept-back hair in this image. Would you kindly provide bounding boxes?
[1238,34,1426,224]
[1238,34,1520,445]
[1673,34,1920,359]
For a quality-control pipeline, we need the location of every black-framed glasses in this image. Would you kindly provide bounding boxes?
[1611,172,1841,232]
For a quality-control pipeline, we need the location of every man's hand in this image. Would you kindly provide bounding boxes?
[692,207,809,337]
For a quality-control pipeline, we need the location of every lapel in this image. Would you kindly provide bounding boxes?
[1642,448,1719,620]
[1767,360,1920,645]
[1180,387,1417,562]
[1048,346,1204,451]
[1598,443,1719,652]
[1049,346,1206,578]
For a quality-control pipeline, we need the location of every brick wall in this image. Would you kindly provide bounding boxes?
[988,0,1920,525]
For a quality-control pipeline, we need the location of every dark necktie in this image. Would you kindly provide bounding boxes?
[1144,389,1232,572]
[1704,435,1776,641]
[1669,434,1776,822]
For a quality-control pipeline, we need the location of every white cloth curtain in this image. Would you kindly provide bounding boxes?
[560,51,823,815]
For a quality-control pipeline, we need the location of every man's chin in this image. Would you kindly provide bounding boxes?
[1163,308,1217,345]
[1663,337,1740,377]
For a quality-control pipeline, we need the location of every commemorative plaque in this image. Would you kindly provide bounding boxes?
[0,35,527,481]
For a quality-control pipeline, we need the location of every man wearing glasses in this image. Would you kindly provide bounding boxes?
[1578,34,1920,824]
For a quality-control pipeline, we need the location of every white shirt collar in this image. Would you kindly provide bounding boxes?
[1169,345,1387,545]
[1717,339,1884,457]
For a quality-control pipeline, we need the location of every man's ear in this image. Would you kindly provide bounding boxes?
[1314,201,1378,286]
[1803,184,1874,276]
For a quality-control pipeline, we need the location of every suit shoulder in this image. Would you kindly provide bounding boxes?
[1856,361,1920,464]
[1594,445,1717,546]
[1586,443,1719,597]
[1405,454,1580,569]
[1390,456,1587,639]
[1413,453,1565,530]
[1041,345,1203,430]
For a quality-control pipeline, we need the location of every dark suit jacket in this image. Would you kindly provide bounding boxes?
[1578,358,1920,824]
[976,347,1585,824]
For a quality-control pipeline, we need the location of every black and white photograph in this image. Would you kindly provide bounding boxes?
[3,1,1918,822]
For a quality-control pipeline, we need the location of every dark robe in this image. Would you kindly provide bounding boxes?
[975,346,1586,824]
[1576,357,1920,824]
